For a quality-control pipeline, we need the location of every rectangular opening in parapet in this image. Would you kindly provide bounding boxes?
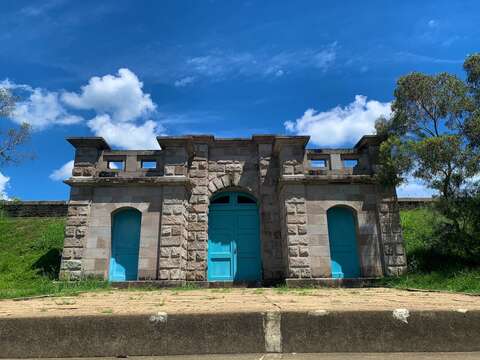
[310,159,327,168]
[343,159,358,168]
[141,161,157,169]
[107,161,124,170]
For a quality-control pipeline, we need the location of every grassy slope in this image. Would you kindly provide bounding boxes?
[0,216,108,299]
[381,208,480,293]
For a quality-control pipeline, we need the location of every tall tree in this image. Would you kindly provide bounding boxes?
[376,54,480,259]
[0,87,31,167]
[376,56,480,199]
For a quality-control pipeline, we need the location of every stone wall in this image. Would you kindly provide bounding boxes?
[60,134,408,282]
[304,183,384,278]
[377,191,407,276]
[397,197,434,210]
[0,201,68,217]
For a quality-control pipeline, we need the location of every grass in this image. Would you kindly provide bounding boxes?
[0,216,109,299]
[380,207,480,294]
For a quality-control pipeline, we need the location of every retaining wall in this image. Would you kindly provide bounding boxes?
[0,201,67,217]
[1,310,479,358]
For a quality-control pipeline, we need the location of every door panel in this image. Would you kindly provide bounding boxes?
[327,207,360,278]
[207,192,261,281]
[109,208,142,282]
[208,211,235,280]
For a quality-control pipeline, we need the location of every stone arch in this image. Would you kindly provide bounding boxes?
[207,172,256,197]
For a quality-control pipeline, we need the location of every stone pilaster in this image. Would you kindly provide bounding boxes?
[59,199,91,280]
[256,138,283,280]
[377,191,407,276]
[280,184,311,279]
[158,186,187,281]
[186,142,209,281]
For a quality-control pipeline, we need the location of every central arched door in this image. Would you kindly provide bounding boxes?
[207,192,261,281]
[109,208,142,282]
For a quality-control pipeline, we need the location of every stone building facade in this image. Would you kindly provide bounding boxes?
[59,134,407,284]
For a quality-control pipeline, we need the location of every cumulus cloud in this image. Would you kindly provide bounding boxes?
[3,69,163,149]
[49,160,74,181]
[1,80,82,130]
[87,114,161,150]
[0,172,10,200]
[284,95,391,147]
[62,68,156,122]
[174,76,195,87]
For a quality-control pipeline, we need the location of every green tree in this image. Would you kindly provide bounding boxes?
[376,59,480,199]
[0,87,31,167]
[376,53,480,261]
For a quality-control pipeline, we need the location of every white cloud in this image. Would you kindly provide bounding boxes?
[49,160,74,181]
[1,80,82,130]
[427,19,438,28]
[174,76,196,87]
[184,43,337,81]
[396,178,436,198]
[285,95,391,147]
[62,68,156,122]
[87,114,161,150]
[0,172,10,200]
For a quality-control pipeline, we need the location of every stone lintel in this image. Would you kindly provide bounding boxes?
[273,136,310,154]
[67,137,110,150]
[64,176,192,188]
[354,134,385,150]
[278,174,376,187]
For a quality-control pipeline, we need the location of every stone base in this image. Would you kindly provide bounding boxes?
[285,277,381,288]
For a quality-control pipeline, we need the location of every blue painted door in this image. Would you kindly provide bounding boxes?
[109,208,142,281]
[208,192,261,281]
[327,207,360,278]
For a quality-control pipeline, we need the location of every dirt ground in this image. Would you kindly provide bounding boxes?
[1,287,479,318]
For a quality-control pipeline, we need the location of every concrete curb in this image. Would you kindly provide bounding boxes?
[0,310,479,358]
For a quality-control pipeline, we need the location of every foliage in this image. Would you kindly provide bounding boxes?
[0,216,109,299]
[376,54,480,261]
[0,87,31,167]
[381,208,480,294]
[375,66,480,196]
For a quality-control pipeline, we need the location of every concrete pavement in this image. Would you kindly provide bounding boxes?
[19,353,480,360]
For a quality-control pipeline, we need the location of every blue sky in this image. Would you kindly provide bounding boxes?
[0,0,478,200]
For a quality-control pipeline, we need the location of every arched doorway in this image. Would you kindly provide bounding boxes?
[109,208,142,281]
[207,191,261,281]
[327,206,360,278]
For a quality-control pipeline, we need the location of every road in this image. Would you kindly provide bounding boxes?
[22,353,480,360]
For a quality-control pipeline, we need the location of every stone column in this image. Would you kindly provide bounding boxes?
[377,190,407,276]
[255,136,283,280]
[275,136,311,279]
[60,138,108,280]
[186,141,210,281]
[60,198,91,280]
[158,186,188,282]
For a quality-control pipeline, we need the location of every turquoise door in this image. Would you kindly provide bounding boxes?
[208,192,261,281]
[109,208,141,281]
[327,207,360,278]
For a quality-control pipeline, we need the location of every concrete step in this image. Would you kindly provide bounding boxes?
[1,310,479,358]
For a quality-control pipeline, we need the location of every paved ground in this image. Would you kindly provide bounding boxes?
[19,353,480,359]
[1,287,479,318]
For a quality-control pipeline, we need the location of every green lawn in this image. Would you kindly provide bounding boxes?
[381,207,480,294]
[0,216,109,299]
[0,207,479,299]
